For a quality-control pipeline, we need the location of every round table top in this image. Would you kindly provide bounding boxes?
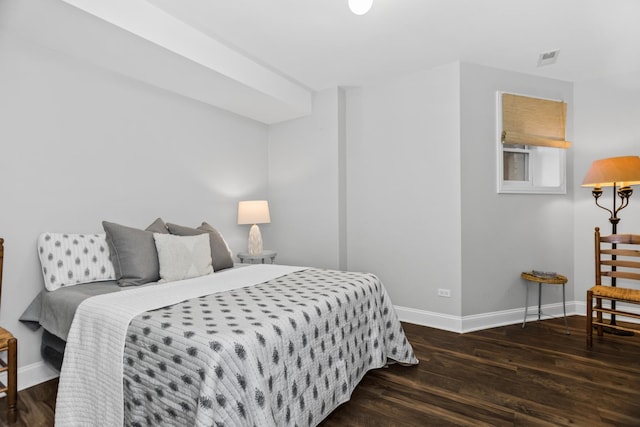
[237,250,277,259]
[521,272,567,285]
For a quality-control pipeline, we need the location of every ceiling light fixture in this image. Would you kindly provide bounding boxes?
[348,0,373,15]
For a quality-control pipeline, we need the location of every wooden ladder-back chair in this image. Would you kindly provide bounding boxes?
[0,238,18,423]
[587,227,640,348]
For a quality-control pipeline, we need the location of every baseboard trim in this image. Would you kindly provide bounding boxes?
[16,361,59,392]
[395,301,581,334]
[394,305,462,332]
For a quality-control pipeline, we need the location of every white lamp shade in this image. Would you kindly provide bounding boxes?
[348,0,373,15]
[238,200,271,225]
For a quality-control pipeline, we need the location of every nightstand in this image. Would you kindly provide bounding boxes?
[237,250,277,264]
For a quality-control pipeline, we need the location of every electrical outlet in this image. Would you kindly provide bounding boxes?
[437,288,451,298]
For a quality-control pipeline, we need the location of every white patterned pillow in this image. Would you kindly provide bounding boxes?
[153,233,213,283]
[38,233,116,291]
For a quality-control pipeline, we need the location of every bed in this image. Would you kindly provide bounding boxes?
[21,221,418,426]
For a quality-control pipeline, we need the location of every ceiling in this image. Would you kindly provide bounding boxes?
[144,0,640,91]
[20,0,637,123]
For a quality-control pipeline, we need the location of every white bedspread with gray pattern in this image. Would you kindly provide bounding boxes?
[59,266,418,426]
[123,268,417,426]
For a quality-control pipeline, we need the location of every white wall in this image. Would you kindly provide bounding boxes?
[0,20,268,384]
[460,63,574,317]
[573,70,640,307]
[345,63,462,316]
[267,88,345,269]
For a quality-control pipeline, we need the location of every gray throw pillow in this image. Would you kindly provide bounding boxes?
[102,221,161,287]
[146,217,169,234]
[198,222,234,268]
[166,222,234,271]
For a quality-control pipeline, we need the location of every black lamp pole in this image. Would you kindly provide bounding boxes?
[591,183,633,233]
[591,183,634,331]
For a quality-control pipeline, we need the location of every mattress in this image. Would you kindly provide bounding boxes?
[20,280,123,369]
[21,280,121,341]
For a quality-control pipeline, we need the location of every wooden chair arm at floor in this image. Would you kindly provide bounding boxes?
[587,227,640,347]
[0,326,17,423]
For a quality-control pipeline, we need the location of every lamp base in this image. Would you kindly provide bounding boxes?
[247,224,263,256]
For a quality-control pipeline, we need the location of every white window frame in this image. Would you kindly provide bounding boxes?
[496,91,567,195]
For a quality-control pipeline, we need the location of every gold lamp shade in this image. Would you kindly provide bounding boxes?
[582,156,640,188]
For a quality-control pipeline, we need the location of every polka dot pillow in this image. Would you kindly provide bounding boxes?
[37,233,116,291]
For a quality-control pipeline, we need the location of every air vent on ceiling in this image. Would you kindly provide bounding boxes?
[538,50,560,67]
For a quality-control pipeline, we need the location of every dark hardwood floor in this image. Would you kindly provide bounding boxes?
[1,316,639,426]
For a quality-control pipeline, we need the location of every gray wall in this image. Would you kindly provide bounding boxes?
[345,63,462,316]
[573,70,640,309]
[267,88,345,270]
[0,18,268,380]
[460,63,574,316]
[268,62,578,326]
[266,63,463,322]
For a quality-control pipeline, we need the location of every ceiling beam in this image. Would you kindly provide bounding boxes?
[37,0,312,123]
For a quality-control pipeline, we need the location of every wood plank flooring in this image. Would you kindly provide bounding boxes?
[1,316,639,426]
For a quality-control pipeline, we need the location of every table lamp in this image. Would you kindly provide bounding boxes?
[237,200,271,255]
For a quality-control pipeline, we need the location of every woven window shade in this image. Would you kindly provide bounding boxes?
[501,93,571,149]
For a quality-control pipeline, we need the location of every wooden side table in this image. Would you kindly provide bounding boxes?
[237,250,277,264]
[521,272,570,335]
[0,326,17,423]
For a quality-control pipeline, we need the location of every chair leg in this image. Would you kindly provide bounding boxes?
[537,283,542,320]
[562,283,569,335]
[596,297,603,337]
[587,290,593,348]
[7,337,17,423]
[522,282,529,328]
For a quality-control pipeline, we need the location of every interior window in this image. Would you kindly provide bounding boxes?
[497,92,568,194]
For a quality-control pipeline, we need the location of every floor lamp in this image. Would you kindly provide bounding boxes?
[582,155,640,333]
